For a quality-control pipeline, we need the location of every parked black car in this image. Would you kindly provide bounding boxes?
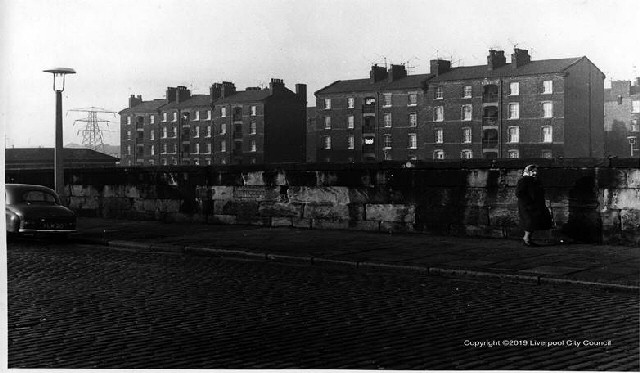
[5,184,76,237]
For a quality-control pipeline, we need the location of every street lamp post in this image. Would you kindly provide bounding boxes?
[43,68,75,196]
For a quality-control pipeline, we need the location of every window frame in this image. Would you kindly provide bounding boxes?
[463,86,472,99]
[383,93,392,107]
[348,135,355,150]
[508,149,520,158]
[384,113,392,128]
[347,115,354,129]
[324,116,331,130]
[509,82,520,96]
[508,126,520,143]
[542,101,553,118]
[543,80,553,94]
[324,135,331,150]
[434,86,443,100]
[434,106,444,122]
[347,97,355,109]
[508,103,520,119]
[408,133,417,149]
[461,104,472,121]
[462,127,472,144]
[434,128,443,144]
[409,112,417,127]
[542,125,553,143]
[433,149,445,160]
[324,98,331,110]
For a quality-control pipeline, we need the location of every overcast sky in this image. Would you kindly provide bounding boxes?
[1,0,639,148]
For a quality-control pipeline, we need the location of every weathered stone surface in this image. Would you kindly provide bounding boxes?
[304,204,350,220]
[292,217,312,229]
[463,206,490,226]
[348,188,371,204]
[312,219,349,230]
[68,196,85,210]
[209,214,237,225]
[125,185,141,199]
[380,221,415,233]
[620,209,640,230]
[466,170,489,188]
[233,186,279,201]
[289,186,350,204]
[159,199,181,213]
[606,188,640,210]
[271,217,293,227]
[488,207,518,226]
[103,185,125,198]
[366,204,415,223]
[221,201,260,220]
[211,185,234,200]
[464,188,488,207]
[348,220,380,231]
[627,170,640,188]
[348,204,365,221]
[242,171,265,186]
[258,202,304,218]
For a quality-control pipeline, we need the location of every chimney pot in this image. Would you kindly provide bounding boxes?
[487,50,506,70]
[429,59,451,76]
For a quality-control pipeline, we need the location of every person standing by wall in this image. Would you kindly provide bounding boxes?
[516,164,553,246]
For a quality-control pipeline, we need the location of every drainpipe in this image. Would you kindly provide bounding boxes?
[498,78,503,158]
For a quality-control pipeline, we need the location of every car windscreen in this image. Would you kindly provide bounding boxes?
[21,190,59,204]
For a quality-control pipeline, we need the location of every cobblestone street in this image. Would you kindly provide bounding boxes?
[8,239,640,370]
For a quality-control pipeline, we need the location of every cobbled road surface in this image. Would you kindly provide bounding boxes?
[8,239,639,370]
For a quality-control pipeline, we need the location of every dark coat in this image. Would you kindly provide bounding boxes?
[516,176,553,231]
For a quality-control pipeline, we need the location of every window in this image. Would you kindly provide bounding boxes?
[384,113,392,127]
[632,100,640,113]
[324,98,331,109]
[348,97,355,108]
[434,106,444,122]
[171,126,177,138]
[509,82,519,96]
[221,107,227,117]
[221,140,226,152]
[172,144,177,154]
[508,126,520,143]
[408,93,417,106]
[324,116,331,129]
[162,143,167,154]
[383,94,392,107]
[384,134,392,149]
[618,95,623,105]
[543,80,553,94]
[632,120,639,132]
[462,127,472,143]
[408,133,417,149]
[126,145,131,155]
[409,113,417,127]
[347,115,354,129]
[435,86,443,99]
[250,140,256,152]
[127,130,131,140]
[150,145,155,156]
[461,150,473,159]
[194,126,200,138]
[148,159,155,166]
[384,151,392,161]
[543,102,553,118]
[541,150,553,159]
[127,116,132,125]
[207,110,212,120]
[172,112,177,122]
[433,150,444,159]
[542,126,553,143]
[508,103,520,119]
[348,135,355,149]
[206,158,212,165]
[324,136,331,150]
[250,121,257,135]
[204,143,210,154]
[461,105,472,121]
[172,158,178,165]
[150,115,155,124]
[150,130,155,141]
[463,86,472,98]
[251,106,257,116]
[434,128,443,144]
[206,126,212,138]
[162,158,167,166]
[220,123,227,135]
[163,113,168,122]
[194,111,200,121]
[508,149,520,158]
[194,159,200,166]
[194,143,200,154]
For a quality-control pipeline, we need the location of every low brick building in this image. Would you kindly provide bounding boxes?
[5,148,119,171]
[604,78,640,158]
[315,49,605,162]
[120,79,307,166]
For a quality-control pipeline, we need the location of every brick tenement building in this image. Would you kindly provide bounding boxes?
[604,78,640,158]
[315,49,605,162]
[119,79,307,166]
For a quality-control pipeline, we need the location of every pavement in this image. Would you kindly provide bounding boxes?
[70,217,640,292]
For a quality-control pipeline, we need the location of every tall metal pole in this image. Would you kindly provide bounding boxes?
[55,90,64,195]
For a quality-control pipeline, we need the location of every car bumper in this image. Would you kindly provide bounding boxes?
[18,229,77,234]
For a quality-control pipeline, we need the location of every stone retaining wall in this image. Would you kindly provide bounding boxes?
[7,159,640,245]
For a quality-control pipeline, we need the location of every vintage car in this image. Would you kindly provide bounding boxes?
[5,184,77,237]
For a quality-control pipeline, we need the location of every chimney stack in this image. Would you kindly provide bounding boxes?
[269,78,285,94]
[387,64,407,82]
[429,59,451,76]
[611,80,632,97]
[511,48,531,68]
[295,83,307,105]
[487,50,506,70]
[221,81,236,99]
[370,64,388,83]
[129,94,143,108]
[166,87,177,102]
[176,86,191,104]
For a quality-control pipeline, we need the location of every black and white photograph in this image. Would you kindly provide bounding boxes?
[2,0,639,370]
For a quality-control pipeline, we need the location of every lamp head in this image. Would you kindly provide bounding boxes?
[43,67,76,92]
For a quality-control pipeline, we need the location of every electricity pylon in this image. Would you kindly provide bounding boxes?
[67,107,116,152]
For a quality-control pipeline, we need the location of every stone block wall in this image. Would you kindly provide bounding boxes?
[7,158,640,245]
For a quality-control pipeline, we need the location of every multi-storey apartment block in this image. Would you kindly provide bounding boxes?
[604,78,640,157]
[119,79,307,166]
[315,49,605,161]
